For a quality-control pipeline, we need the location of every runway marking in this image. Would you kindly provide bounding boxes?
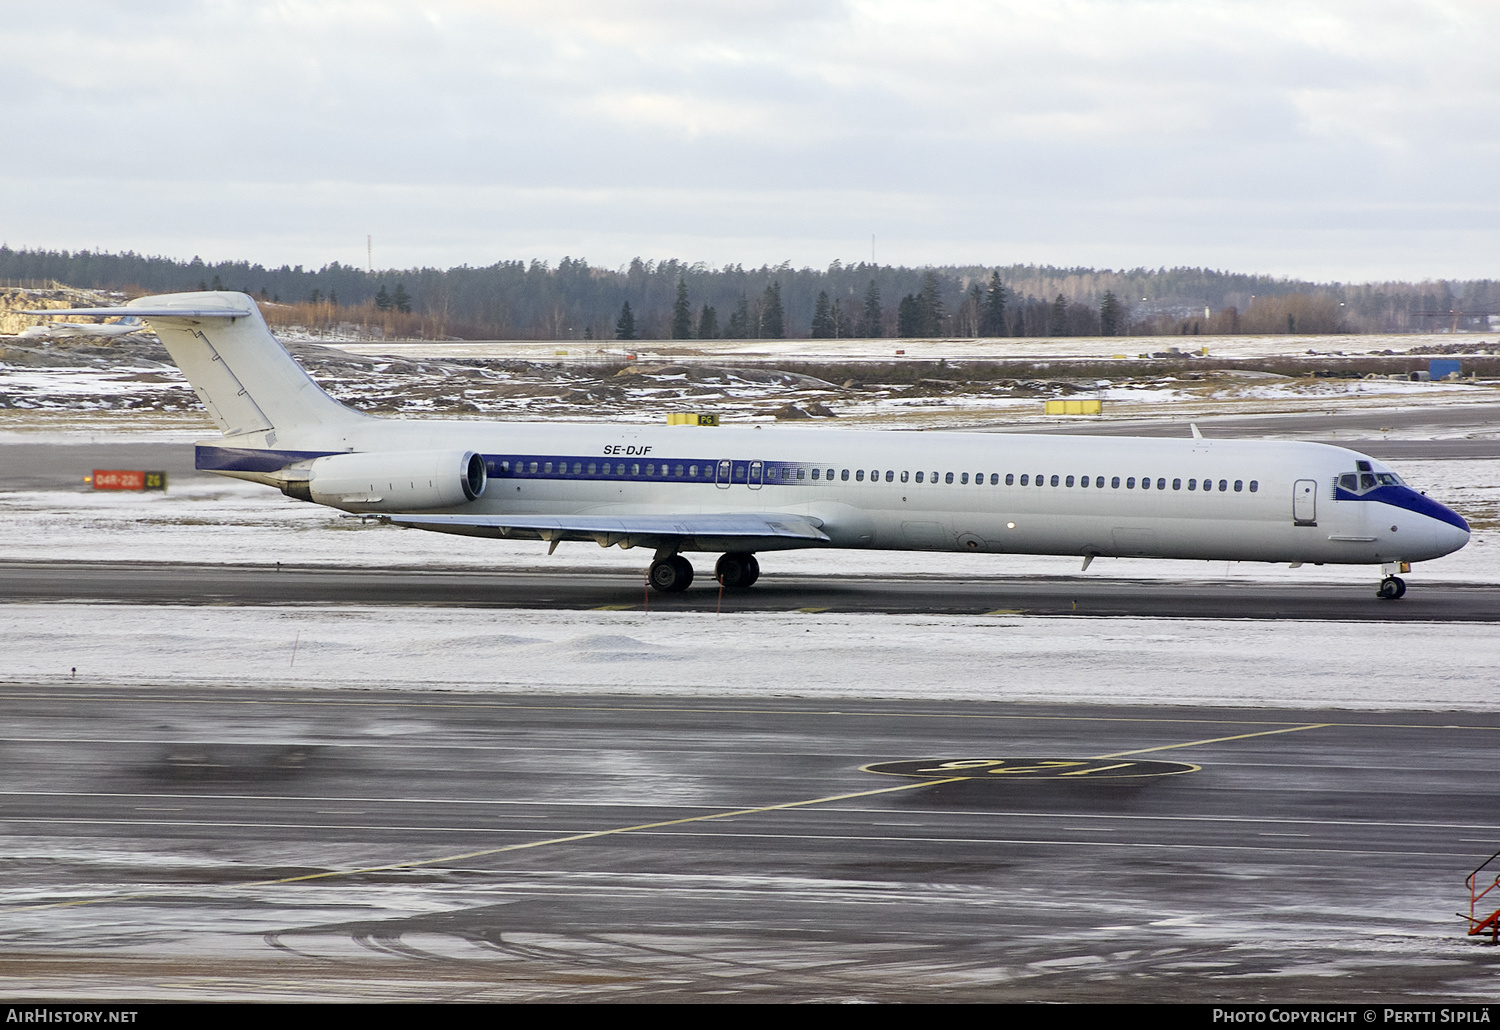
[8,775,968,912]
[795,606,829,613]
[984,609,1025,615]
[1092,722,1330,759]
[591,604,635,611]
[865,758,1198,780]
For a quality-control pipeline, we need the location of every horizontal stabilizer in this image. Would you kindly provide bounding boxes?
[23,305,254,319]
[388,511,830,546]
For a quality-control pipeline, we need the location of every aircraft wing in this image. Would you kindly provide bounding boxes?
[386,511,830,549]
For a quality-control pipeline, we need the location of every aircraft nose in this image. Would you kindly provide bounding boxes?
[1438,516,1471,556]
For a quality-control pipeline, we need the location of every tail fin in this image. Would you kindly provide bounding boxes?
[27,292,367,435]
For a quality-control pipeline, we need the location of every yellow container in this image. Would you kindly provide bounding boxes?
[1045,399,1102,415]
[667,412,719,426]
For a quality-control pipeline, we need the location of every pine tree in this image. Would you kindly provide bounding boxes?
[1050,294,1069,337]
[760,281,785,339]
[832,298,853,338]
[725,296,750,339]
[810,291,833,338]
[696,305,719,340]
[392,284,411,314]
[857,280,882,338]
[615,300,637,340]
[979,272,1008,337]
[916,271,944,336]
[897,294,920,338]
[375,285,391,311]
[1100,290,1122,336]
[671,278,692,339]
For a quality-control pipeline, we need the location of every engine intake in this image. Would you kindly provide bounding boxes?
[282,449,487,510]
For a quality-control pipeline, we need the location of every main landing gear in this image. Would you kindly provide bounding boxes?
[1377,576,1407,600]
[646,552,760,593]
[648,555,695,593]
[714,551,760,589]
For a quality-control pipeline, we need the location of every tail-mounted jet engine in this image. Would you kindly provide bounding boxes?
[281,449,487,511]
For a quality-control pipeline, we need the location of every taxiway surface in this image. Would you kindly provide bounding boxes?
[4,686,1499,1002]
[4,560,1497,620]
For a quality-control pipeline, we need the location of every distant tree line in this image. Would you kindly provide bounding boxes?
[1,245,1494,339]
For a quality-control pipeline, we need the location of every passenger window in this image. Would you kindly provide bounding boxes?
[841,469,849,481]
[1050,475,1059,487]
[544,462,554,474]
[989,473,998,485]
[586,462,597,474]
[631,464,640,476]
[887,471,895,483]
[901,470,909,483]
[945,472,954,484]
[1141,477,1150,489]
[796,468,804,480]
[689,465,699,477]
[1188,479,1196,490]
[915,471,924,483]
[1126,477,1134,488]
[854,469,863,481]
[1157,478,1166,490]
[813,468,822,480]
[1065,475,1074,487]
[1006,474,1014,485]
[1112,476,1120,488]
[961,473,969,484]
[1249,480,1258,492]
[1234,480,1243,492]
[1218,479,1227,492]
[1019,474,1028,486]
[1172,478,1181,490]
[674,464,684,477]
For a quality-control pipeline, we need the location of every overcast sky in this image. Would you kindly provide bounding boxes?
[3,1,1494,280]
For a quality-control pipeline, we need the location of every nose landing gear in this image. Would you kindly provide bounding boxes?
[1377,576,1407,600]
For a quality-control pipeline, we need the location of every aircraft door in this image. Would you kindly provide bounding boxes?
[1293,479,1317,525]
[716,458,732,489]
[748,460,763,490]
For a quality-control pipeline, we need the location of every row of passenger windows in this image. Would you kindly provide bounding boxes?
[491,457,1258,494]
[789,467,1259,493]
[496,459,707,477]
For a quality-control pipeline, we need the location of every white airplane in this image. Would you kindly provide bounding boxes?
[29,292,1470,599]
[16,316,145,340]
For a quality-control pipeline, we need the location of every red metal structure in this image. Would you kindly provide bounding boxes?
[1465,849,1500,943]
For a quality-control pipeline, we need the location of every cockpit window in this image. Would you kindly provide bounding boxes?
[1377,473,1403,486]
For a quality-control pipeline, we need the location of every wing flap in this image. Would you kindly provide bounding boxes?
[387,511,830,546]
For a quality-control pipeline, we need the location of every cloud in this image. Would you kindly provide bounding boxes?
[2,0,1495,278]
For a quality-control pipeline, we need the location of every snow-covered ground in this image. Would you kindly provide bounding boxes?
[4,603,1496,711]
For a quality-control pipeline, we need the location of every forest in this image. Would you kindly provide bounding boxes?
[2,246,1494,340]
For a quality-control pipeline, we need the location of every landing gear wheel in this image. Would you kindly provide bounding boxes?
[648,555,695,593]
[1377,576,1406,600]
[715,552,760,588]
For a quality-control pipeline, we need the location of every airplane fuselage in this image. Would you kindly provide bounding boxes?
[200,418,1470,566]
